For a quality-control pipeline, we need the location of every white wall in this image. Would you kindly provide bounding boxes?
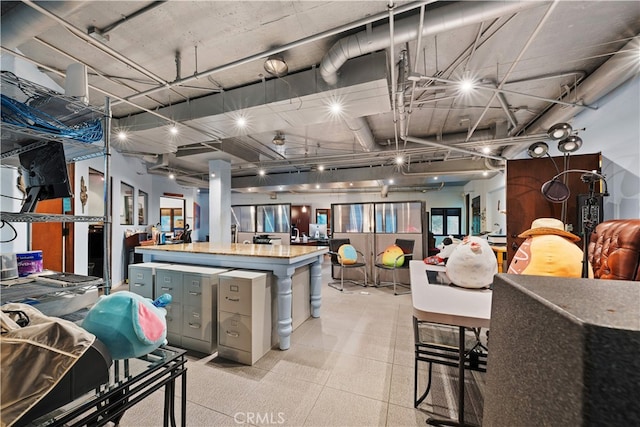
[73,151,197,288]
[464,172,507,235]
[572,77,639,219]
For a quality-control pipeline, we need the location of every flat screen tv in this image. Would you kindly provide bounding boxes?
[19,141,73,213]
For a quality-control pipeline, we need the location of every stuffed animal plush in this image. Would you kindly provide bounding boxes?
[508,218,591,278]
[338,244,358,265]
[423,236,460,266]
[381,244,405,267]
[445,236,498,289]
[81,291,171,360]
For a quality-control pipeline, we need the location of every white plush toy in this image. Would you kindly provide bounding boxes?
[445,236,498,289]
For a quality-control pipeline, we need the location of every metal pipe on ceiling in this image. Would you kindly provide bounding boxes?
[0,47,225,149]
[110,0,436,106]
[21,0,168,87]
[320,1,546,85]
[93,1,167,36]
[502,35,640,159]
[465,0,559,142]
[403,135,506,162]
[0,1,84,49]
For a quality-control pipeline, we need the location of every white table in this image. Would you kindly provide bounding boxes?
[410,261,492,426]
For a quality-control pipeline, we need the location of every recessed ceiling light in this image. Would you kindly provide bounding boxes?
[318,165,325,171]
[117,131,127,140]
[433,176,438,180]
[315,184,320,189]
[349,182,353,186]
[483,171,488,176]
[389,179,394,184]
[395,155,404,165]
[482,146,491,154]
[170,125,178,135]
[169,173,175,180]
[258,169,266,176]
[236,116,247,127]
[459,78,474,93]
[329,101,342,115]
[211,173,216,177]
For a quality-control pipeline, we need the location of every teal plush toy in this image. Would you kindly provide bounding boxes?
[81,291,171,360]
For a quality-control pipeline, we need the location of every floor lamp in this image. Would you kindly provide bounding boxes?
[541,169,609,278]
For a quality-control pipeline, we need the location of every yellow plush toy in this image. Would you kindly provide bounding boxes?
[508,218,593,278]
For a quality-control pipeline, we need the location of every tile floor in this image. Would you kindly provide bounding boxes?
[119,258,485,426]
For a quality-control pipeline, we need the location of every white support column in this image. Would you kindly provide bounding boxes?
[209,159,231,243]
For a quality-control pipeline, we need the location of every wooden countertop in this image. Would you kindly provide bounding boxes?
[136,242,328,259]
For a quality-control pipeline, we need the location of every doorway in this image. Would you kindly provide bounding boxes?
[160,196,186,237]
[87,168,105,277]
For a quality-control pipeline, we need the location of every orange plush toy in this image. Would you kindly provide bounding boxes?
[508,218,593,278]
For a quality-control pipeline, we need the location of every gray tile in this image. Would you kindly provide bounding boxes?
[303,388,388,427]
[325,353,393,401]
[387,403,432,427]
[257,343,339,385]
[118,259,485,426]
[185,359,270,414]
[340,329,396,363]
[231,371,323,426]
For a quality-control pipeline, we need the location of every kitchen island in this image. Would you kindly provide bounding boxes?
[136,242,328,350]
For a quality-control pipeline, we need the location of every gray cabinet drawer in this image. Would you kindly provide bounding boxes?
[164,302,183,334]
[219,311,252,352]
[183,304,211,341]
[219,277,252,316]
[155,270,183,302]
[183,273,209,307]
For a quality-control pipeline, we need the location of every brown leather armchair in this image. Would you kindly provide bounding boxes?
[588,219,640,281]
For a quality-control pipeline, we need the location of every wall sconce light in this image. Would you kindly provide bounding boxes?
[264,55,288,77]
[557,135,583,153]
[527,141,549,158]
[547,123,572,140]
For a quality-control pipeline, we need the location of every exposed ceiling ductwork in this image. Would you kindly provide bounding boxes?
[502,36,640,159]
[320,1,544,85]
[2,1,637,192]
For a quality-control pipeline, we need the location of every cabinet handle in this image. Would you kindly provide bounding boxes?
[134,283,144,287]
[192,313,200,318]
[161,287,172,291]
[226,331,239,338]
[188,291,200,296]
[189,323,201,329]
[226,297,239,302]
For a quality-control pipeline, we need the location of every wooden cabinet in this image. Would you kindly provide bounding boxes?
[506,153,601,265]
[218,270,272,365]
[154,265,228,353]
[291,205,311,236]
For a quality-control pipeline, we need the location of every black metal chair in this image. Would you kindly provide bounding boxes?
[328,238,367,291]
[374,238,414,295]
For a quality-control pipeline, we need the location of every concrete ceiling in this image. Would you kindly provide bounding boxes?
[2,1,639,194]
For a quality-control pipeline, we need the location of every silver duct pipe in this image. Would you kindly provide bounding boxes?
[0,1,84,48]
[320,1,544,85]
[403,135,506,162]
[502,35,640,159]
[342,116,377,152]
